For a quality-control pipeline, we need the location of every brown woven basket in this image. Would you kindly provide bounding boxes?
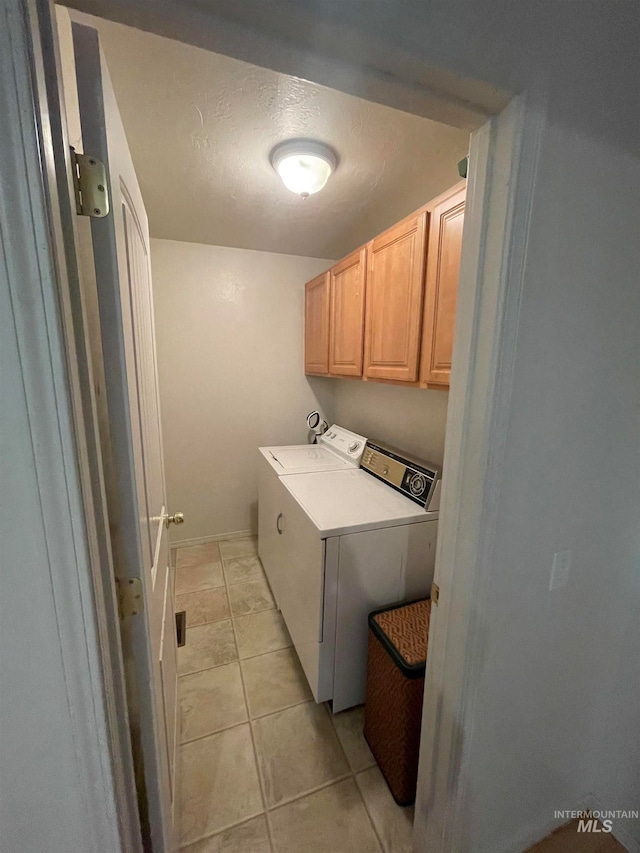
[363,598,431,806]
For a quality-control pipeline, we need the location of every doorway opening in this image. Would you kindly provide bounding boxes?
[46,5,524,852]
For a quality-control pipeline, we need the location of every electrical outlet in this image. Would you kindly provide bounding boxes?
[549,550,571,590]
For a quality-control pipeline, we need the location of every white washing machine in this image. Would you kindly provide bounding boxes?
[258,438,441,712]
[258,424,367,611]
[258,424,367,476]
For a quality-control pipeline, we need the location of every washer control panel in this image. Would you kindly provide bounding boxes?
[318,425,367,463]
[361,441,440,508]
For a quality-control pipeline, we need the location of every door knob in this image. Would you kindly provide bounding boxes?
[165,512,185,528]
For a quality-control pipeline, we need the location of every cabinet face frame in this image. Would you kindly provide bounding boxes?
[304,271,330,375]
[420,186,466,388]
[363,210,429,383]
[329,246,367,377]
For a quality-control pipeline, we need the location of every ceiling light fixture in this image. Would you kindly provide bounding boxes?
[270,139,338,199]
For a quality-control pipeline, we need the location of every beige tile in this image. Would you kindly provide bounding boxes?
[241,648,312,718]
[269,778,381,853]
[177,542,222,569]
[356,766,413,853]
[179,725,263,846]
[219,537,258,560]
[180,815,271,853]
[177,588,230,627]
[252,701,349,807]
[330,705,376,772]
[234,610,291,660]
[178,620,237,676]
[176,562,225,595]
[180,663,247,742]
[228,578,275,617]
[223,554,265,586]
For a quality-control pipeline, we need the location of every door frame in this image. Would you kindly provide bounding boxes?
[11,1,538,850]
[413,93,545,851]
[8,0,142,848]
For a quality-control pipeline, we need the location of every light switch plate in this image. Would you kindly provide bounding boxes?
[549,549,571,590]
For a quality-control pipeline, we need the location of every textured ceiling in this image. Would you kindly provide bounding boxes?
[72,12,471,259]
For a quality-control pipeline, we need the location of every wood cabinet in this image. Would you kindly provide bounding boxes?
[329,247,366,377]
[304,271,330,375]
[363,211,428,382]
[303,181,465,388]
[420,186,466,388]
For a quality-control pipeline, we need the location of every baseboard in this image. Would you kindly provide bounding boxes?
[171,529,254,549]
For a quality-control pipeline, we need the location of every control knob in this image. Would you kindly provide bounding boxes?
[348,441,361,453]
[409,473,428,496]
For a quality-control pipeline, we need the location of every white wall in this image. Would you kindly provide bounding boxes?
[151,239,334,541]
[2,272,100,853]
[446,93,640,852]
[332,381,448,466]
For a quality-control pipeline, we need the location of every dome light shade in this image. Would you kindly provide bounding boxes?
[270,140,338,198]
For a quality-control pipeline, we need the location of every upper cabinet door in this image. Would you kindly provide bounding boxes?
[363,211,428,382]
[329,247,367,377]
[420,186,466,388]
[304,272,330,375]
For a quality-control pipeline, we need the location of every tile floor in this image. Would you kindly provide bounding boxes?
[175,536,414,853]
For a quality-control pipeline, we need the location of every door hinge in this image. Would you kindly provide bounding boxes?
[431,582,440,605]
[71,147,109,218]
[116,577,143,619]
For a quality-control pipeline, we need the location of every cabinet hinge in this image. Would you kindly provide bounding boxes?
[115,577,143,619]
[431,582,440,605]
[71,147,109,218]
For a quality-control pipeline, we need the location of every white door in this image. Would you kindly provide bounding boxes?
[69,22,178,851]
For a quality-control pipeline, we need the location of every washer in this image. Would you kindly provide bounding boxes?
[258,425,366,605]
[258,424,367,475]
[258,438,441,712]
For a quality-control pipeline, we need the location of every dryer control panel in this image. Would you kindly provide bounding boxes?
[361,441,440,509]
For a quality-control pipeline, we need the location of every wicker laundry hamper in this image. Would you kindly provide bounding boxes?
[363,598,431,806]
